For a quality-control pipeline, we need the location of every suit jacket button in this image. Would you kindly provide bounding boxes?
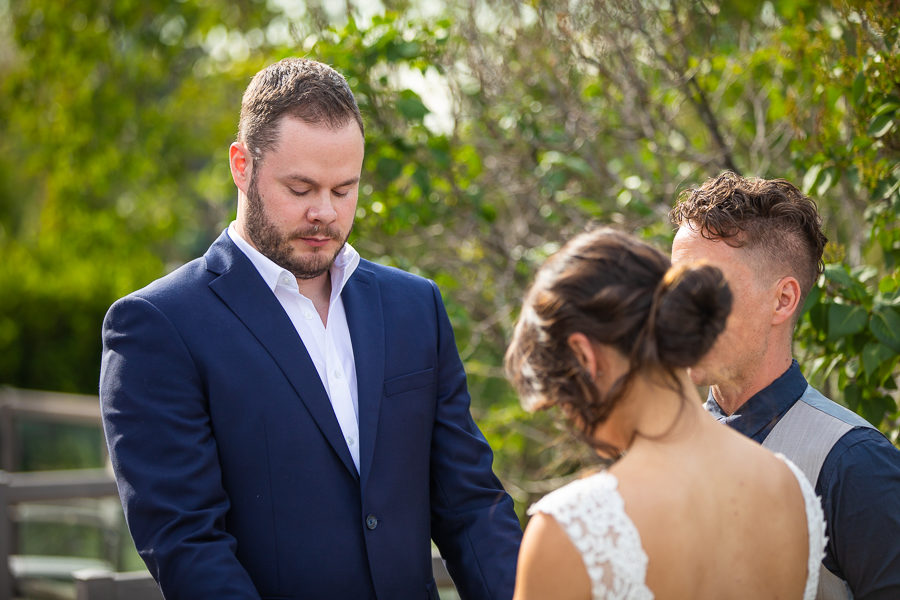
[365,514,378,530]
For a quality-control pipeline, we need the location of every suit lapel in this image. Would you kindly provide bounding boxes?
[204,232,359,480]
[342,263,384,488]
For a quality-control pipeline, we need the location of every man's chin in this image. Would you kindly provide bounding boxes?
[289,259,332,280]
[293,268,330,281]
[287,252,341,281]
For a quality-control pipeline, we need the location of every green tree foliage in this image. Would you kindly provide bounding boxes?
[416,0,900,503]
[0,0,278,391]
[782,1,900,435]
[0,0,897,512]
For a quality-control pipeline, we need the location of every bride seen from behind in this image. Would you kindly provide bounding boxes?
[505,228,825,600]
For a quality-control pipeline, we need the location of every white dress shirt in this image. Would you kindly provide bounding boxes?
[228,223,362,471]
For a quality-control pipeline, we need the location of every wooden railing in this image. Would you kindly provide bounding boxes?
[0,469,120,598]
[0,387,119,599]
[71,552,455,600]
[0,387,456,599]
[74,569,162,600]
[0,387,106,473]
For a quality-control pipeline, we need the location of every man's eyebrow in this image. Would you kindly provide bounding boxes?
[334,176,360,187]
[282,174,360,187]
[283,174,315,185]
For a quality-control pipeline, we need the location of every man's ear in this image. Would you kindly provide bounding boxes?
[772,276,802,325]
[229,142,251,194]
[568,332,600,379]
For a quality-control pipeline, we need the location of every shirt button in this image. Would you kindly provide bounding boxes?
[346,435,355,447]
[333,369,342,380]
[365,514,378,530]
[303,311,314,320]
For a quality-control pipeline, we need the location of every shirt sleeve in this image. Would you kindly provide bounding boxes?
[817,427,900,600]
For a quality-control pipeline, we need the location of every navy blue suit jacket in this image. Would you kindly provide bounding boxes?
[99,230,522,599]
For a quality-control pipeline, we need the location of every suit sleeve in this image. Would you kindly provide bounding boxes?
[425,281,523,600]
[819,428,900,600]
[99,295,260,599]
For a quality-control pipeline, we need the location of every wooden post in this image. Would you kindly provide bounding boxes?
[74,569,162,600]
[0,471,13,600]
[74,568,115,600]
[0,401,19,472]
[431,549,454,588]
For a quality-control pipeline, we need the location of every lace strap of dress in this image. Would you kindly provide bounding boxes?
[528,472,654,600]
[775,453,828,600]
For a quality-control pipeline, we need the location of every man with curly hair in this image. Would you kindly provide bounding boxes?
[670,171,900,600]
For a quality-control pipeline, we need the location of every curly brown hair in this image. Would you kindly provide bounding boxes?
[669,171,827,313]
[505,228,732,456]
[238,58,364,162]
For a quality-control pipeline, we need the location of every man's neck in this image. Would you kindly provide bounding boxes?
[711,354,794,416]
[298,273,332,326]
[709,383,753,416]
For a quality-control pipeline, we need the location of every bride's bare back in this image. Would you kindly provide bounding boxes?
[616,411,809,599]
[514,405,814,600]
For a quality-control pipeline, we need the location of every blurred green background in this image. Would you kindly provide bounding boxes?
[0,0,898,588]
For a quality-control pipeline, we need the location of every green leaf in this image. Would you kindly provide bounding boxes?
[861,342,896,376]
[824,264,855,288]
[375,156,403,181]
[411,166,431,195]
[844,382,861,411]
[877,276,900,302]
[816,167,835,197]
[823,264,870,303]
[816,354,842,382]
[800,282,823,317]
[395,41,421,59]
[802,164,822,196]
[860,394,893,428]
[870,307,900,353]
[561,154,592,177]
[808,300,828,332]
[872,102,900,117]
[851,71,866,104]
[844,357,860,379]
[826,302,868,340]
[873,175,900,201]
[868,112,896,138]
[395,91,429,121]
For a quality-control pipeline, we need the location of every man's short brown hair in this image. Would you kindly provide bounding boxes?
[670,171,827,311]
[238,57,364,161]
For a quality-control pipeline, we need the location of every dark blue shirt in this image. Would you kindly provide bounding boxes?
[705,360,900,600]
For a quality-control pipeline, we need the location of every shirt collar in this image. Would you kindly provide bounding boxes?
[704,359,808,443]
[227,222,360,301]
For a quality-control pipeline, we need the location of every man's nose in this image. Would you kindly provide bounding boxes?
[307,191,337,223]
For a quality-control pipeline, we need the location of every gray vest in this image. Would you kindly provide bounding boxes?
[762,385,876,600]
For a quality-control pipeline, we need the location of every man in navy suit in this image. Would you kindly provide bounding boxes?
[99,57,522,599]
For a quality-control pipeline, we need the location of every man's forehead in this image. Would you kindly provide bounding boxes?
[672,226,757,275]
[674,224,735,252]
[675,225,787,290]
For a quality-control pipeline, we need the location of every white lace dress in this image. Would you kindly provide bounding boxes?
[528,454,826,600]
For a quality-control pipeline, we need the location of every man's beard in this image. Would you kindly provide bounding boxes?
[244,173,348,280]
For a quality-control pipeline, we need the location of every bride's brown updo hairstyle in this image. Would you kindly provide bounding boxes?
[505,228,732,453]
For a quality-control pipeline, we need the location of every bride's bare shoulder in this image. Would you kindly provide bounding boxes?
[513,512,592,600]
